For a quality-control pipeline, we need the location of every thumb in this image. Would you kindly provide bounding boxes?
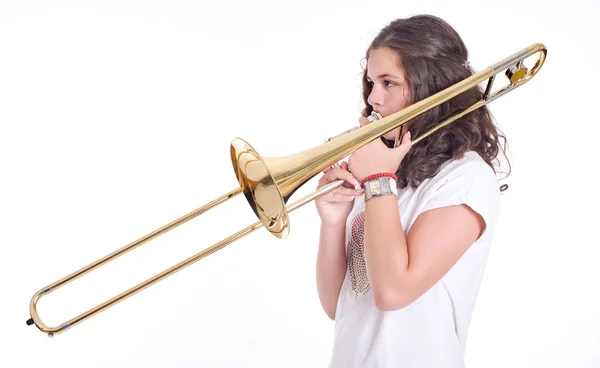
[394,130,412,157]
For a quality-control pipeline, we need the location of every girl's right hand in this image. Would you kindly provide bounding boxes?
[315,161,363,228]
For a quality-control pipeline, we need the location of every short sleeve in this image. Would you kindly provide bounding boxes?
[419,156,501,234]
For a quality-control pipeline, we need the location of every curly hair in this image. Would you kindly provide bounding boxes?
[361,14,510,189]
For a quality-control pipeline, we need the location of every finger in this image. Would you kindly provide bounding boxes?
[337,162,354,188]
[395,130,413,157]
[321,159,347,174]
[321,167,360,189]
[335,186,363,196]
[359,116,370,127]
[338,194,358,202]
[329,192,359,202]
[402,130,412,147]
[319,175,357,191]
[317,185,362,202]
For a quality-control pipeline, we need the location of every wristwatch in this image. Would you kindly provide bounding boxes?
[363,176,398,201]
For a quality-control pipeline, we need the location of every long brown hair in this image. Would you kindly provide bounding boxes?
[362,14,510,189]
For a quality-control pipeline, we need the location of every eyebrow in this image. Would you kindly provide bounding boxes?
[366,73,403,81]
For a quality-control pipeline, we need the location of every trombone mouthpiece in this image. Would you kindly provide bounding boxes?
[367,111,382,122]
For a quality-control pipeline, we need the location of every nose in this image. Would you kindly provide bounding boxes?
[367,85,383,109]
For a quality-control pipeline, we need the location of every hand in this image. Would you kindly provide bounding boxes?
[348,130,412,182]
[315,161,363,228]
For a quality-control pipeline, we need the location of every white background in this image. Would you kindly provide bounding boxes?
[1,0,599,367]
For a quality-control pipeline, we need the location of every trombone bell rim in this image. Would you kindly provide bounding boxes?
[230,137,290,239]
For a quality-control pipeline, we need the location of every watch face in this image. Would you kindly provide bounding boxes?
[364,177,397,201]
[368,179,382,195]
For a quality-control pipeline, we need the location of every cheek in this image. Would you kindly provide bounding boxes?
[392,89,410,109]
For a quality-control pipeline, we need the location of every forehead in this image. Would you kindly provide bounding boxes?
[367,47,406,79]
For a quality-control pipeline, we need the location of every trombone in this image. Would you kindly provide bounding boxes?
[26,43,547,337]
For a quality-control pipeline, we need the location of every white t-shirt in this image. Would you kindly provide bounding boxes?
[329,150,501,368]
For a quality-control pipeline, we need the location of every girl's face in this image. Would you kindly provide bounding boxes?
[363,47,412,141]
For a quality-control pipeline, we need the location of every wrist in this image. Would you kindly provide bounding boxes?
[320,220,347,232]
[363,175,398,202]
[360,172,398,188]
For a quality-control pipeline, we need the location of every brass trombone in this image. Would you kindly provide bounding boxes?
[26,43,547,337]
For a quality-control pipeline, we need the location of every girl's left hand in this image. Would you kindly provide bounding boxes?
[348,127,412,182]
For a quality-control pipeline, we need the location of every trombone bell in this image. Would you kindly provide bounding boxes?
[230,138,291,238]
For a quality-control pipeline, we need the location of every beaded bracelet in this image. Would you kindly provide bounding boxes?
[360,172,397,188]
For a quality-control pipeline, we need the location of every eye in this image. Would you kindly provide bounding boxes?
[384,80,396,87]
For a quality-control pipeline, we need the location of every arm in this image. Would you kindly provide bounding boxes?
[363,194,485,311]
[316,222,348,320]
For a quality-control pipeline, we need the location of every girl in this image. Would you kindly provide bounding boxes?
[315,14,508,367]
